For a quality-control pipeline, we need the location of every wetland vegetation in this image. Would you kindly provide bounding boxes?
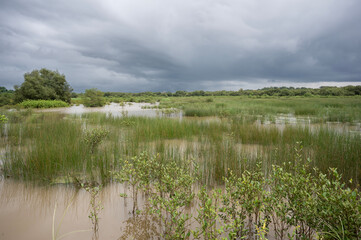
[0,93,361,239]
[1,71,361,239]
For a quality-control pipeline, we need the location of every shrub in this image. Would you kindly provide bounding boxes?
[82,88,105,107]
[0,114,8,124]
[83,127,110,153]
[20,100,69,108]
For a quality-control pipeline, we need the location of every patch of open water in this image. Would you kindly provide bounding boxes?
[0,180,149,240]
[36,102,182,118]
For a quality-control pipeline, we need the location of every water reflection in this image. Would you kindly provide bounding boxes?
[36,102,182,118]
[33,102,361,135]
[117,204,159,240]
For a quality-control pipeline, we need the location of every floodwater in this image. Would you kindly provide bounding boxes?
[0,180,150,240]
[1,104,360,239]
[34,102,360,135]
[36,102,182,118]
[257,114,361,135]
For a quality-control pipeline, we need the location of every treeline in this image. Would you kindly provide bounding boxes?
[1,85,361,107]
[103,85,361,98]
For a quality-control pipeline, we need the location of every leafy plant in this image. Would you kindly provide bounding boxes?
[313,168,361,239]
[220,164,266,239]
[0,114,8,124]
[192,186,224,240]
[20,99,69,108]
[148,159,198,240]
[82,88,105,107]
[82,183,103,239]
[83,127,110,153]
[115,152,155,214]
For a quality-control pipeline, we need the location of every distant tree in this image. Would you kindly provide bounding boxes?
[0,87,14,106]
[174,90,187,97]
[82,88,105,107]
[0,86,14,93]
[0,87,7,93]
[14,68,72,103]
[279,89,294,96]
[71,92,79,98]
[0,93,14,106]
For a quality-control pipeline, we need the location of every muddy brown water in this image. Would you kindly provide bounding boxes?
[0,180,148,240]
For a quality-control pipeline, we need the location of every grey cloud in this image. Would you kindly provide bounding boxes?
[0,0,360,92]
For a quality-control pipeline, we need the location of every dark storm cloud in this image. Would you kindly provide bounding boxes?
[0,0,360,92]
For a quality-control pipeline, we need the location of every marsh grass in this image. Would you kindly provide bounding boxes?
[1,102,361,186]
[2,113,116,183]
[158,96,361,122]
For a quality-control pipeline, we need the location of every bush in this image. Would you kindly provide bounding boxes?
[83,127,110,153]
[20,100,69,108]
[0,114,8,124]
[82,88,105,107]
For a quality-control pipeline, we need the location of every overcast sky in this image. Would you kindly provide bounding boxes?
[1,0,360,92]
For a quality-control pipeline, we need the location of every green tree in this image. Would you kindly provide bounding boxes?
[82,88,105,107]
[14,68,72,103]
[0,87,14,106]
[0,87,8,93]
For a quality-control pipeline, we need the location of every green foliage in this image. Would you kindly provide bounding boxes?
[82,183,103,238]
[20,99,69,108]
[115,152,198,239]
[115,152,155,214]
[220,164,266,239]
[267,144,316,240]
[82,88,105,107]
[148,158,198,240]
[83,127,109,153]
[0,92,14,106]
[313,168,361,239]
[262,142,361,240]
[2,107,361,240]
[157,95,361,122]
[105,85,361,98]
[2,115,114,183]
[14,68,72,103]
[0,114,8,124]
[192,187,224,240]
[114,148,361,240]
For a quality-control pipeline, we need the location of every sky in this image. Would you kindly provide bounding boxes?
[0,0,360,92]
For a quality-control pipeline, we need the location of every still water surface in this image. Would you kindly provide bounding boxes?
[36,102,182,118]
[0,180,147,240]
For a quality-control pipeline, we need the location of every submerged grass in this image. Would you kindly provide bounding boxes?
[1,110,360,186]
[159,96,361,122]
[2,113,116,183]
